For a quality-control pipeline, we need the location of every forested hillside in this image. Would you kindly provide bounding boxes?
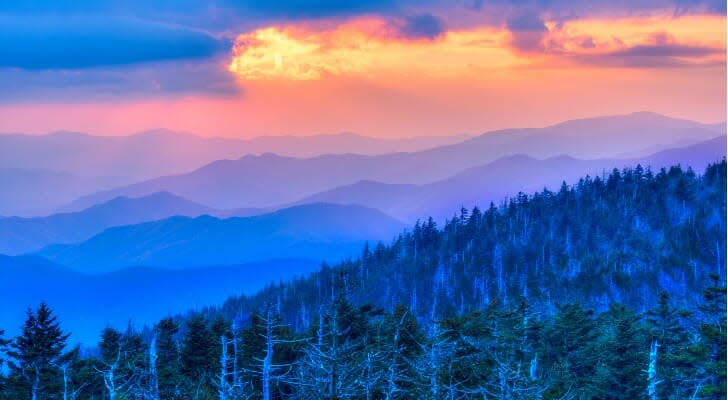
[0,161,725,399]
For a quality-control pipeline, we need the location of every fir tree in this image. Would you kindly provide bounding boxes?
[696,273,727,399]
[7,302,71,400]
[600,304,648,400]
[154,318,181,399]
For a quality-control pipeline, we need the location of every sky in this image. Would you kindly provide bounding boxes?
[0,0,725,138]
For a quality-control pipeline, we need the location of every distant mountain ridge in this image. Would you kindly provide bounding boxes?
[295,135,727,222]
[61,112,723,212]
[0,129,470,181]
[34,203,405,273]
[5,133,723,261]
[0,192,225,255]
[0,130,469,216]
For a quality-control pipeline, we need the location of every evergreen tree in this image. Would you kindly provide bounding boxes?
[378,304,424,399]
[7,302,71,400]
[696,273,727,399]
[645,291,692,399]
[543,303,599,398]
[96,326,146,399]
[154,318,181,399]
[600,303,648,400]
[180,314,216,397]
[0,329,10,394]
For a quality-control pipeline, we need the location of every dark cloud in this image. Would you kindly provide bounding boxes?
[464,0,486,11]
[506,11,548,52]
[0,16,229,70]
[580,38,596,49]
[568,42,723,68]
[476,0,725,18]
[0,57,241,103]
[0,0,404,29]
[398,13,446,40]
[610,43,722,58]
[221,0,399,19]
[506,11,547,32]
[674,0,727,15]
[1,0,724,31]
[606,32,723,59]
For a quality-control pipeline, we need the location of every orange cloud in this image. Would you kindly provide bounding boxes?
[228,18,521,82]
[228,14,725,83]
[543,14,726,66]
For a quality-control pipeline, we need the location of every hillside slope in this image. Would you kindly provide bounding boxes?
[211,160,727,326]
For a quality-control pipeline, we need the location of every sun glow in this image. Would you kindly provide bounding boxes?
[228,15,725,83]
[228,20,518,81]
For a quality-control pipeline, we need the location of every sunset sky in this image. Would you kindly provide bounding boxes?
[0,0,725,138]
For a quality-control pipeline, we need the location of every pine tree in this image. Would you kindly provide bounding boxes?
[7,302,70,400]
[97,327,123,399]
[645,291,692,399]
[543,303,599,398]
[154,318,181,399]
[0,329,9,369]
[378,304,424,400]
[696,273,727,399]
[0,329,10,394]
[96,326,146,399]
[119,324,149,398]
[600,303,648,400]
[58,346,88,400]
[180,315,215,386]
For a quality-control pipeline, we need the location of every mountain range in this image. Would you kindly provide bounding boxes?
[61,112,724,212]
[3,132,722,260]
[34,203,405,273]
[0,192,226,255]
[0,130,468,216]
[296,135,727,221]
[0,130,469,181]
[21,135,724,273]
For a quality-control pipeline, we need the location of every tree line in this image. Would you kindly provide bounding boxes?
[0,277,725,399]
